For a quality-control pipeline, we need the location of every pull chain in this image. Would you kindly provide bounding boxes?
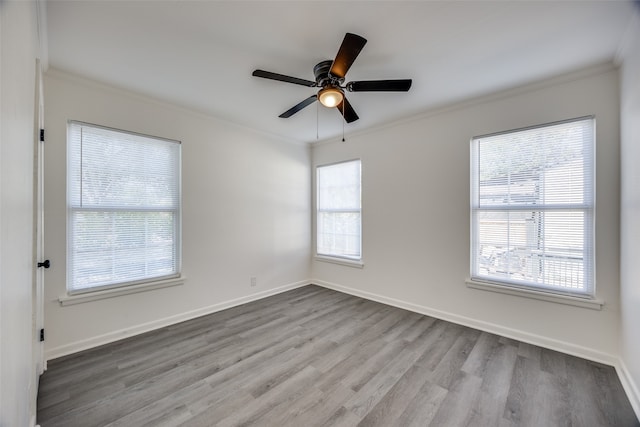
[342,101,345,142]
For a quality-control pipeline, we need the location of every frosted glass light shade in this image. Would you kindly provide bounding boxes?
[318,86,344,108]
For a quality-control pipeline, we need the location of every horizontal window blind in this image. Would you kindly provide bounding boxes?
[317,160,362,260]
[68,121,181,293]
[471,117,594,296]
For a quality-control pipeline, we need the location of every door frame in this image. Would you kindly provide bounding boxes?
[33,57,45,376]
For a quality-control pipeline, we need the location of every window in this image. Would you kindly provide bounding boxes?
[67,121,181,294]
[471,117,594,297]
[316,160,362,260]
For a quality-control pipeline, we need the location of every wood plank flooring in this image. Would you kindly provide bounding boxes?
[37,285,639,427]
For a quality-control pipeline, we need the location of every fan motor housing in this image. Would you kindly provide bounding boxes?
[314,60,342,87]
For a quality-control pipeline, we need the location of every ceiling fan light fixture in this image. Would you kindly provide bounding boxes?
[318,86,344,108]
[252,32,411,123]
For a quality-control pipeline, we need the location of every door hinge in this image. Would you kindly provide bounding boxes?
[40,129,45,142]
[40,328,45,342]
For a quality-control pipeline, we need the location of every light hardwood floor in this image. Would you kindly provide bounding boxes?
[37,285,639,427]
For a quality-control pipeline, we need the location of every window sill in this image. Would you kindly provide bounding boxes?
[59,276,185,306]
[315,255,364,269]
[466,278,604,310]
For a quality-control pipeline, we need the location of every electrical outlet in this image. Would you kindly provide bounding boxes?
[250,276,257,287]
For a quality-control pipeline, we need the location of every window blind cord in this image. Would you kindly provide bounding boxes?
[80,127,84,208]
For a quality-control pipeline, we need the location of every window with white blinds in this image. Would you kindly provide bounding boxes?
[67,121,181,294]
[317,160,362,260]
[471,117,595,297]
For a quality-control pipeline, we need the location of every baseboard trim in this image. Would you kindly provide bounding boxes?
[616,359,640,421]
[45,279,311,361]
[312,279,618,367]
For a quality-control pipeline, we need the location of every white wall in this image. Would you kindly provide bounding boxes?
[35,25,640,418]
[0,1,40,426]
[312,65,621,364]
[43,70,311,358]
[619,10,640,417]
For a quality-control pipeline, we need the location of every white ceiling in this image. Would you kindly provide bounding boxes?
[45,0,636,143]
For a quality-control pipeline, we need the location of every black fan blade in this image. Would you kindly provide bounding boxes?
[252,70,316,87]
[347,79,412,92]
[279,95,317,118]
[329,33,367,79]
[336,96,359,123]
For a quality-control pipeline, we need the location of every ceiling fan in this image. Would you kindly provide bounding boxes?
[252,33,412,123]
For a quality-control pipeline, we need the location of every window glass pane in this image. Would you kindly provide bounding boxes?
[476,119,591,208]
[318,161,361,210]
[69,124,180,208]
[474,210,586,291]
[317,212,361,258]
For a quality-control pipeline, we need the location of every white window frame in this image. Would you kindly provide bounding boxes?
[469,116,597,304]
[66,121,182,297]
[315,159,363,266]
